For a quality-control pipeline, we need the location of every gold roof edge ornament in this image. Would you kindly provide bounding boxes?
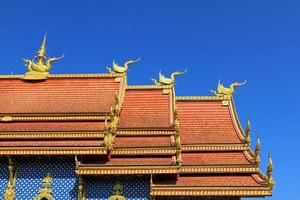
[244,117,251,144]
[152,69,187,85]
[22,33,64,80]
[106,58,140,74]
[267,153,275,189]
[210,80,246,98]
[108,180,126,200]
[255,137,261,165]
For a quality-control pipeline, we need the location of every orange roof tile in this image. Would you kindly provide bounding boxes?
[153,175,263,187]
[0,121,105,132]
[177,100,242,144]
[0,77,122,114]
[114,136,172,148]
[182,152,252,165]
[119,89,173,128]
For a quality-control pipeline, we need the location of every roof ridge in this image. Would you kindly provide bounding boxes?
[0,73,122,79]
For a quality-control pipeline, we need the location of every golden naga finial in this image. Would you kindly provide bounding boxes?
[106,58,140,74]
[244,117,251,144]
[210,80,246,97]
[267,153,275,189]
[22,34,64,80]
[152,69,187,85]
[255,137,261,165]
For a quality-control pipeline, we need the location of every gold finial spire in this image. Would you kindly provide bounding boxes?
[267,153,275,189]
[255,137,261,165]
[245,116,251,144]
[22,34,64,80]
[36,33,47,64]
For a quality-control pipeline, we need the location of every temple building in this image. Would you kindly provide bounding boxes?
[0,35,274,200]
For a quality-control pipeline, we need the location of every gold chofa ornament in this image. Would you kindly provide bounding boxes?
[210,80,246,97]
[106,58,140,74]
[22,34,64,80]
[152,69,187,85]
[108,181,126,200]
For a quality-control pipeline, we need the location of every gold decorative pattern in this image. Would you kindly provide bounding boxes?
[112,148,177,155]
[0,148,107,155]
[151,188,272,196]
[117,130,176,136]
[180,166,258,173]
[77,168,179,175]
[182,144,248,152]
[0,132,104,139]
[126,85,172,90]
[176,96,229,101]
[34,173,54,200]
[108,181,126,200]
[0,115,106,122]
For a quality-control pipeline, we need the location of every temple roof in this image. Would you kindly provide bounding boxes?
[0,72,273,198]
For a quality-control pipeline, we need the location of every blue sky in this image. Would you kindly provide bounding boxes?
[0,0,299,199]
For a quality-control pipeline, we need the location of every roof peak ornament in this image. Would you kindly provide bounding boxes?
[210,80,246,97]
[106,58,140,74]
[255,137,261,165]
[245,117,251,144]
[108,180,126,200]
[152,69,187,85]
[22,34,64,80]
[267,153,275,189]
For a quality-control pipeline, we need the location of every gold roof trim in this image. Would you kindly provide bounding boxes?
[127,85,172,90]
[0,132,104,139]
[0,73,123,79]
[0,147,107,155]
[182,144,248,152]
[0,115,106,122]
[176,96,229,101]
[112,148,177,155]
[117,130,176,136]
[151,188,272,196]
[180,166,258,173]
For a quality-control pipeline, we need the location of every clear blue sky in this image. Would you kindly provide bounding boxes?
[0,0,299,199]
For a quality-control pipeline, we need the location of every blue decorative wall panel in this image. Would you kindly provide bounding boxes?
[0,157,8,197]
[14,156,77,200]
[86,175,150,200]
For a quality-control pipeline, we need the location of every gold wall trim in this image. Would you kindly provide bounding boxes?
[127,85,172,90]
[180,166,258,173]
[151,188,272,196]
[117,130,176,136]
[77,168,179,175]
[176,96,229,101]
[0,132,104,139]
[112,148,177,155]
[0,148,107,155]
[0,73,123,79]
[0,115,106,122]
[182,144,248,152]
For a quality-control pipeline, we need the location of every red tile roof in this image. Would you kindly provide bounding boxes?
[0,77,122,114]
[114,136,172,147]
[177,100,242,144]
[153,175,262,187]
[119,89,173,128]
[182,152,252,165]
[0,121,105,132]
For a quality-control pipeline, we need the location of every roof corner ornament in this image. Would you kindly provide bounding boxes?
[210,80,246,97]
[244,117,251,144]
[108,181,126,200]
[22,34,64,80]
[267,153,275,189]
[254,137,261,165]
[152,69,187,86]
[106,58,140,74]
